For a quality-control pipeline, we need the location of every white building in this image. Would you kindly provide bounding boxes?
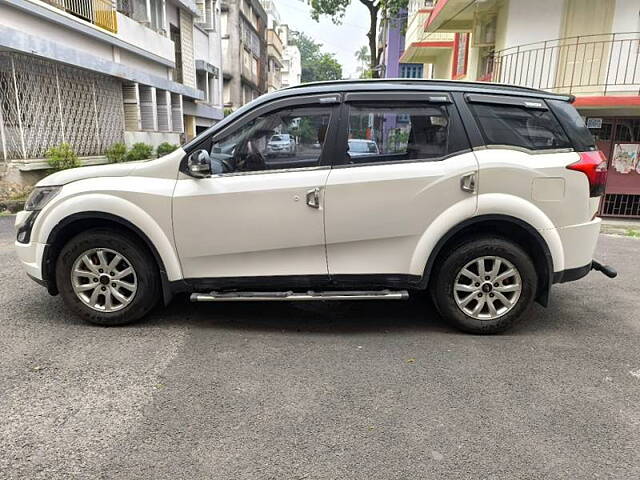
[260,0,284,92]
[0,0,224,183]
[277,24,301,88]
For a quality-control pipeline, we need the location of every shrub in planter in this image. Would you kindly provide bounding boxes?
[45,143,80,171]
[156,142,179,157]
[124,143,154,162]
[105,142,128,163]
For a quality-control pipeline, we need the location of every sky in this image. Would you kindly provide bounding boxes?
[271,0,372,78]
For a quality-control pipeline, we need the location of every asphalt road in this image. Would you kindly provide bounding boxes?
[1,214,639,479]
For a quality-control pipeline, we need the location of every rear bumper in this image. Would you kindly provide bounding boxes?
[553,263,592,284]
[555,217,601,272]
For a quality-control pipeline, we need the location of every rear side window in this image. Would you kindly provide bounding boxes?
[468,101,571,151]
[547,99,597,151]
[346,103,450,164]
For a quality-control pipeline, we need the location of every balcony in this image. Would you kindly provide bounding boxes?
[267,30,283,59]
[491,33,640,96]
[400,13,454,64]
[42,0,117,33]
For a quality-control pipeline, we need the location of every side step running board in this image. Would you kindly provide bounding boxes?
[190,290,410,302]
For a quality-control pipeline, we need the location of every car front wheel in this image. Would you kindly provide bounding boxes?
[431,237,537,334]
[55,228,160,326]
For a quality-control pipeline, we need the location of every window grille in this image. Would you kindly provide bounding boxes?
[139,85,158,131]
[602,194,640,218]
[171,93,184,133]
[0,52,124,161]
[156,90,172,132]
[400,63,423,79]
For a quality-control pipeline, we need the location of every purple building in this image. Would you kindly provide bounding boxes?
[380,10,406,78]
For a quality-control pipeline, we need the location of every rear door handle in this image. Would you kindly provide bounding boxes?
[306,187,321,209]
[460,172,476,193]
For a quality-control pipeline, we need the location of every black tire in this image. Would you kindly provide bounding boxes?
[55,228,160,326]
[430,236,537,334]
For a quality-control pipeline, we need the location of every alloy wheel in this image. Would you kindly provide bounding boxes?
[70,248,138,313]
[453,255,522,320]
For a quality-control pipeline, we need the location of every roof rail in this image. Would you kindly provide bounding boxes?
[282,78,559,96]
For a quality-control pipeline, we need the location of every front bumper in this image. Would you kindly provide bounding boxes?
[15,240,46,282]
[14,210,46,283]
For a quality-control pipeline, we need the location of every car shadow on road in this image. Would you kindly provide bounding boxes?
[143,294,561,336]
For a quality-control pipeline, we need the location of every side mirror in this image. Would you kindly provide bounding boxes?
[187,149,212,178]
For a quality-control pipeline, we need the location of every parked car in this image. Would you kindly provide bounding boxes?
[348,139,380,157]
[15,79,616,333]
[266,133,296,157]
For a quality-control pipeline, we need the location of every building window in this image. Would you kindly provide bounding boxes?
[399,63,423,79]
[170,25,183,83]
[196,0,216,30]
[452,33,469,79]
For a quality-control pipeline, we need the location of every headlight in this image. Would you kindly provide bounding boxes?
[24,186,61,211]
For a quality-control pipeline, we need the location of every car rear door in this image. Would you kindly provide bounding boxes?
[323,91,478,281]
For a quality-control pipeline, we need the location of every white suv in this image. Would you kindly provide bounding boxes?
[14,80,616,333]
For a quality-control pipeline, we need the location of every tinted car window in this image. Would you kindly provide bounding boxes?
[210,106,332,172]
[469,102,571,151]
[547,99,596,151]
[347,103,449,163]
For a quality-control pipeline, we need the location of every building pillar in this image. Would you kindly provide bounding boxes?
[184,114,196,141]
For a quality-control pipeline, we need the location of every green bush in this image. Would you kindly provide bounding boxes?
[105,142,128,163]
[156,142,179,157]
[45,143,80,171]
[125,143,154,162]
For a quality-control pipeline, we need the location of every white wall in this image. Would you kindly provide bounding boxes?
[0,4,174,80]
[612,0,640,32]
[116,12,175,64]
[0,5,114,60]
[500,0,565,51]
[124,131,181,148]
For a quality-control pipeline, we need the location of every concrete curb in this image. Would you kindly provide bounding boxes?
[600,219,640,236]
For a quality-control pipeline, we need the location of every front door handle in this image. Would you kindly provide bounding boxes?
[306,187,321,209]
[460,172,477,193]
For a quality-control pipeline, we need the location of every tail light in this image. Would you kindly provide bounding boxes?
[566,151,608,197]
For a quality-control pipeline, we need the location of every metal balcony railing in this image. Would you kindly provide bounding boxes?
[492,32,640,94]
[43,0,118,33]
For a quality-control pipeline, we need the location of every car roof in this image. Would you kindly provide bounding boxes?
[184,79,574,152]
[349,139,375,142]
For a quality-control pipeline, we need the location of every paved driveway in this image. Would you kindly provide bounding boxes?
[1,215,639,479]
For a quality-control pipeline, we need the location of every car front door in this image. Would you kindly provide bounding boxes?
[324,92,478,282]
[173,94,340,282]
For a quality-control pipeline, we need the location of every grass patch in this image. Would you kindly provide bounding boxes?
[625,229,640,238]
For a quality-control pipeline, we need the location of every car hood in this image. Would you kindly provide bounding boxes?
[36,161,141,187]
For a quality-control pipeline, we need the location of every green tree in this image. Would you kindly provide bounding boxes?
[307,0,408,77]
[292,32,343,83]
[355,45,372,78]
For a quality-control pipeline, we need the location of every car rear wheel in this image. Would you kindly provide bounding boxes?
[431,237,537,334]
[56,229,160,326]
